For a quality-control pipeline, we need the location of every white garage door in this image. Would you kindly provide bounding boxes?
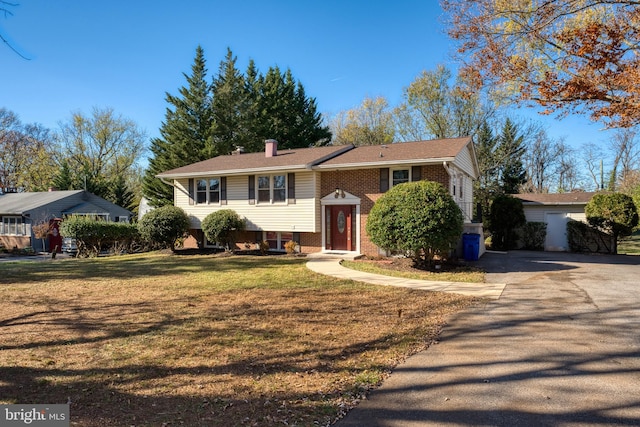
[545,212,569,251]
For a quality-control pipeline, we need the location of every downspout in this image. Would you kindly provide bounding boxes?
[442,161,452,185]
[159,177,175,188]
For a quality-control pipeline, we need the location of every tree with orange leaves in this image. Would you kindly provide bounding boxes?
[441,0,640,128]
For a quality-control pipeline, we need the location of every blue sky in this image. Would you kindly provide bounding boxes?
[1,1,613,153]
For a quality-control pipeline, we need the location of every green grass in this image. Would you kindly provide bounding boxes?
[619,230,640,254]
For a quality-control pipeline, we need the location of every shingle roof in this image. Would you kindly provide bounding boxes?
[316,138,472,168]
[157,144,355,178]
[157,138,472,178]
[0,190,84,214]
[513,192,597,205]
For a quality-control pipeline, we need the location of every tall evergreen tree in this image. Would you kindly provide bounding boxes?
[143,46,214,207]
[211,48,251,155]
[52,159,74,191]
[252,66,331,149]
[110,174,136,212]
[498,118,527,194]
[474,120,501,221]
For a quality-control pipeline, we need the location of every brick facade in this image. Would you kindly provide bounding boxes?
[183,165,451,257]
[320,166,450,257]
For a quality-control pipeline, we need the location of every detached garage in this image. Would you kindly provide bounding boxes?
[513,192,596,251]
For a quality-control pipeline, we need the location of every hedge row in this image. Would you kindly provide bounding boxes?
[59,216,142,257]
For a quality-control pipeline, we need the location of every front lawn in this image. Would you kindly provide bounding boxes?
[0,252,475,426]
[619,230,640,255]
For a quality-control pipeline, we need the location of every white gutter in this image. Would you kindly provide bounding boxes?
[157,165,312,179]
[313,157,456,170]
[159,177,176,187]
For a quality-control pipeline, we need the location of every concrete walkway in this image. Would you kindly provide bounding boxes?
[306,258,506,299]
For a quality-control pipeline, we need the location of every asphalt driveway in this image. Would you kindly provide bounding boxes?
[336,250,640,426]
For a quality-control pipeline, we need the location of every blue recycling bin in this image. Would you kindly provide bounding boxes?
[463,233,480,261]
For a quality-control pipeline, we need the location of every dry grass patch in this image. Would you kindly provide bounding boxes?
[0,252,476,426]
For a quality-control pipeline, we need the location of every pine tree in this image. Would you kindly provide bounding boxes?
[142,46,214,207]
[474,121,500,221]
[211,48,251,156]
[52,160,74,191]
[498,118,527,194]
[251,66,331,149]
[110,174,135,212]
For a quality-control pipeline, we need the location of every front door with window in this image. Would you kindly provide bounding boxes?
[329,205,352,251]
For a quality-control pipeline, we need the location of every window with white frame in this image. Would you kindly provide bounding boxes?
[196,178,220,204]
[1,216,26,235]
[391,169,410,187]
[257,175,286,203]
[264,231,293,250]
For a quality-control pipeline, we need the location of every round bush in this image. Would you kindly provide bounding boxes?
[201,209,245,250]
[366,180,463,268]
[138,206,190,251]
[586,192,639,254]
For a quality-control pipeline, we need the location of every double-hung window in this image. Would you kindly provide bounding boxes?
[196,178,220,204]
[257,174,286,204]
[391,169,410,187]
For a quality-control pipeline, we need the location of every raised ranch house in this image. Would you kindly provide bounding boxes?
[0,190,133,253]
[157,138,483,258]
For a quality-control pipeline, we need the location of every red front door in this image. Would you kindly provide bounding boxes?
[329,205,352,251]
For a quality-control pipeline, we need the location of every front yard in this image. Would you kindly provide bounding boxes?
[0,252,476,426]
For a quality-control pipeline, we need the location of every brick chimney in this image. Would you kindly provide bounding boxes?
[265,139,278,157]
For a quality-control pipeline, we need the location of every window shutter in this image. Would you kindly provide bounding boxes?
[287,173,295,203]
[411,166,421,181]
[188,179,194,205]
[379,168,389,192]
[220,177,227,205]
[293,232,300,244]
[248,175,255,204]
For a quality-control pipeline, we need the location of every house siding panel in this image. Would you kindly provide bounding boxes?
[175,172,320,234]
[523,205,587,223]
[454,146,476,179]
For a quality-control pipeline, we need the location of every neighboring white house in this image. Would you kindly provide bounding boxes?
[514,192,596,251]
[157,138,482,258]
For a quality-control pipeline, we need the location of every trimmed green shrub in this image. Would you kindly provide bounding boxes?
[201,209,246,251]
[567,219,613,253]
[138,206,190,251]
[585,192,639,254]
[60,215,140,257]
[522,222,547,251]
[488,195,525,250]
[366,180,463,268]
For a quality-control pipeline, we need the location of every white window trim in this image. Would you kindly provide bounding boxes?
[1,216,26,236]
[195,177,221,205]
[262,231,294,251]
[256,174,287,204]
[390,168,411,187]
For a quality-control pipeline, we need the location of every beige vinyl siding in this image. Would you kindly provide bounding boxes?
[523,205,587,223]
[175,171,320,232]
[454,145,477,179]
